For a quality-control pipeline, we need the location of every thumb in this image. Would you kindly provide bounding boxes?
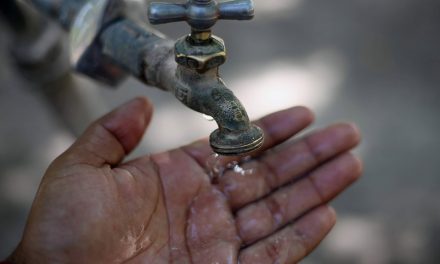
[58,97,153,167]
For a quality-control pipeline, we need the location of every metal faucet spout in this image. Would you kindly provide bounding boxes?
[174,67,264,155]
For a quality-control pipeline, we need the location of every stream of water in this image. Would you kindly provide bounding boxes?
[206,154,257,182]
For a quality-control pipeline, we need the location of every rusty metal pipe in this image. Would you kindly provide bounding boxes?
[100,19,263,155]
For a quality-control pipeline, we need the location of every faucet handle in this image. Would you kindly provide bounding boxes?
[148,0,254,31]
[218,0,255,20]
[148,3,187,25]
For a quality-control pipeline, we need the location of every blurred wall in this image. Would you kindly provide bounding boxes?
[1,0,440,263]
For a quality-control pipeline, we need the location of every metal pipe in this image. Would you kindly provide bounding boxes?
[99,19,173,85]
[100,19,263,155]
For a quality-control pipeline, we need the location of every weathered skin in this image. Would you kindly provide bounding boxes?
[8,98,362,264]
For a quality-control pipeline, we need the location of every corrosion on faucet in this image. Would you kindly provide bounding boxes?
[146,0,264,156]
[27,0,264,156]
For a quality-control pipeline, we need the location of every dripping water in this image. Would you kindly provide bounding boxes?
[206,154,257,183]
[202,114,215,121]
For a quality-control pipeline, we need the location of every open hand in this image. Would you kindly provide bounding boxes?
[10,98,362,264]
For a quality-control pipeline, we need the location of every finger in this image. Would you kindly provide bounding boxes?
[186,187,241,264]
[238,205,336,264]
[55,97,153,167]
[235,153,362,245]
[182,106,314,168]
[254,106,315,154]
[219,123,361,210]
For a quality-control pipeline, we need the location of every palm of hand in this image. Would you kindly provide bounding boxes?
[15,98,361,264]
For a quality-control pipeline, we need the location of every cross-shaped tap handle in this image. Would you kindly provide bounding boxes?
[148,0,254,31]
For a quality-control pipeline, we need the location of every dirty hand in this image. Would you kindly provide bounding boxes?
[9,97,362,264]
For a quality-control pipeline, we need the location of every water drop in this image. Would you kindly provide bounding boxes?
[206,154,258,182]
[202,114,215,121]
[206,154,225,181]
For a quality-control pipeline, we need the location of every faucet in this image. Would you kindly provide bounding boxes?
[147,0,264,155]
[25,0,264,156]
